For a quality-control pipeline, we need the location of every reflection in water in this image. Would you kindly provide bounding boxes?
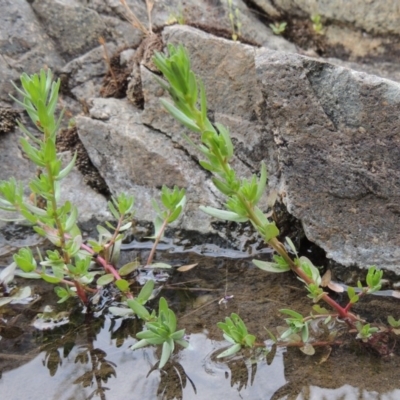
[2,314,400,399]
[2,248,400,399]
[0,312,286,400]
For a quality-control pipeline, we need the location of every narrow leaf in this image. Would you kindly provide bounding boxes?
[200,206,248,222]
[159,341,173,369]
[97,273,115,286]
[217,343,241,358]
[160,99,201,133]
[115,279,130,292]
[252,259,290,273]
[119,261,140,276]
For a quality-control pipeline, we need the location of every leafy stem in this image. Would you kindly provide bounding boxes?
[153,44,357,324]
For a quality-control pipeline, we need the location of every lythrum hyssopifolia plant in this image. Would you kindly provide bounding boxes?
[0,69,187,368]
[152,43,396,357]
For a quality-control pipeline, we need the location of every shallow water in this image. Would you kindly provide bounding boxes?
[2,245,400,400]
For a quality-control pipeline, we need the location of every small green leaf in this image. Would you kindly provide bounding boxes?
[97,274,115,286]
[54,286,69,299]
[138,280,155,302]
[148,262,172,269]
[170,328,186,341]
[130,339,150,351]
[127,299,150,320]
[97,225,112,239]
[175,338,189,348]
[160,99,201,132]
[107,200,120,220]
[115,279,130,292]
[119,261,140,276]
[167,205,183,223]
[159,340,173,369]
[280,309,303,319]
[56,151,77,180]
[264,222,280,242]
[15,271,41,279]
[200,206,248,222]
[312,304,329,314]
[217,343,241,358]
[212,177,234,196]
[285,237,298,256]
[301,323,309,342]
[41,274,61,283]
[252,259,290,273]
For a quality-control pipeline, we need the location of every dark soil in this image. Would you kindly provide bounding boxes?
[99,46,132,99]
[56,126,110,196]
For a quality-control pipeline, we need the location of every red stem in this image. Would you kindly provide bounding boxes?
[146,217,169,266]
[268,238,357,323]
[74,280,89,305]
[79,242,133,299]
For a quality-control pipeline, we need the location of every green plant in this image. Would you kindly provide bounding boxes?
[355,322,379,342]
[1,67,190,368]
[130,297,189,368]
[217,313,256,357]
[1,69,186,310]
[311,14,324,34]
[226,0,242,41]
[269,22,287,35]
[152,43,393,356]
[108,279,155,317]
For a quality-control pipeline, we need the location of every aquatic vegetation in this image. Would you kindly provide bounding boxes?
[130,297,189,369]
[152,43,399,357]
[217,313,256,357]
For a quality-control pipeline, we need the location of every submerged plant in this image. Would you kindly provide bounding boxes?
[152,43,394,356]
[217,313,256,357]
[131,297,189,368]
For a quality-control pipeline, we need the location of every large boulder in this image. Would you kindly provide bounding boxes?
[141,26,269,174]
[75,98,220,233]
[255,48,400,271]
[0,0,64,105]
[74,24,400,272]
